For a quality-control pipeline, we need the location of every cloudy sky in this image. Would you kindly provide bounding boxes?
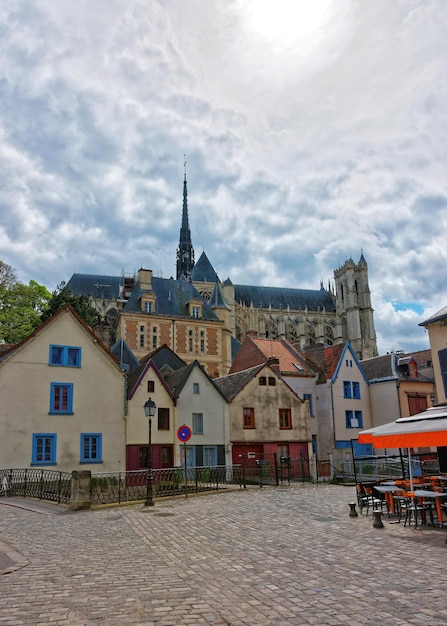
[1,0,446,355]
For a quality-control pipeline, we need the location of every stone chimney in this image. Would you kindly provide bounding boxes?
[267,356,280,372]
[246,330,258,338]
[138,268,152,291]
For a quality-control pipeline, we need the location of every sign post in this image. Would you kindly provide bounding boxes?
[177,425,192,498]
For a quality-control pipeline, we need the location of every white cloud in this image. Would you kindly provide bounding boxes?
[0,0,446,354]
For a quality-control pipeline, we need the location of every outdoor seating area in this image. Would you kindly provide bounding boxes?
[355,475,447,530]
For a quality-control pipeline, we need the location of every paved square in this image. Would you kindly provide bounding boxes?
[1,484,446,625]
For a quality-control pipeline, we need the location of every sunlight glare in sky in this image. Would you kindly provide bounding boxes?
[241,0,335,51]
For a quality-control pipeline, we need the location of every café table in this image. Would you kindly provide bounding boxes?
[412,489,447,525]
[373,485,405,515]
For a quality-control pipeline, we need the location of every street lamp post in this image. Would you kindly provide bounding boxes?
[144,397,157,507]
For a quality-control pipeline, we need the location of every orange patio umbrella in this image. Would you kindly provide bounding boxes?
[358,405,447,491]
[358,405,447,449]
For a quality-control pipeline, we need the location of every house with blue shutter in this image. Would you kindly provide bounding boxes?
[0,306,126,472]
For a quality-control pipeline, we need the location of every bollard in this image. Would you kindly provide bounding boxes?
[349,502,358,517]
[373,509,384,528]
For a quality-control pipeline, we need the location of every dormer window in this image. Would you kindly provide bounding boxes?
[141,295,156,314]
[187,298,202,319]
[145,301,152,313]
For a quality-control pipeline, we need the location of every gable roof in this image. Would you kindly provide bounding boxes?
[164,359,228,401]
[302,343,345,380]
[233,284,335,312]
[251,337,314,375]
[0,305,120,368]
[191,251,220,283]
[140,344,186,372]
[331,342,368,383]
[214,364,264,401]
[229,334,314,376]
[127,358,177,402]
[303,342,366,383]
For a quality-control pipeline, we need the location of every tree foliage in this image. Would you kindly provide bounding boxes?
[42,282,98,327]
[0,262,51,343]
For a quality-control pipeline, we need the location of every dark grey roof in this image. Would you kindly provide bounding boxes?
[66,274,122,300]
[420,305,447,327]
[164,362,195,396]
[233,284,335,312]
[110,338,140,370]
[164,360,228,401]
[208,282,230,309]
[124,277,220,321]
[214,364,264,401]
[191,251,220,283]
[360,354,396,381]
[361,352,434,383]
[231,336,242,362]
[140,345,186,373]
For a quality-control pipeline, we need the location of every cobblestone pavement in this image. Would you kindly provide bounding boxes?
[1,484,447,626]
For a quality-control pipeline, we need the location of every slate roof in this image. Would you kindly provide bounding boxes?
[66,274,122,300]
[66,272,220,321]
[214,364,264,401]
[360,354,396,381]
[164,362,196,396]
[208,282,230,309]
[404,349,432,369]
[233,284,335,312]
[360,352,433,383]
[164,360,228,401]
[110,338,140,370]
[123,276,220,321]
[140,344,186,372]
[191,251,220,283]
[420,305,447,326]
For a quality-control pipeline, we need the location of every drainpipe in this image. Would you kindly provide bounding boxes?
[330,381,336,449]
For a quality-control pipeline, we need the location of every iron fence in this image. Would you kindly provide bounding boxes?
[0,468,71,503]
[238,453,312,486]
[331,455,441,484]
[90,465,240,505]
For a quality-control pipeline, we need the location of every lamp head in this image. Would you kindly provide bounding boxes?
[144,397,157,418]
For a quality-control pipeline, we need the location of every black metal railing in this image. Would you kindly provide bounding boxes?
[331,455,441,484]
[90,465,240,505]
[237,453,312,487]
[0,468,71,503]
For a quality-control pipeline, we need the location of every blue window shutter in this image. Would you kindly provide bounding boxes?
[345,410,353,428]
[343,381,351,398]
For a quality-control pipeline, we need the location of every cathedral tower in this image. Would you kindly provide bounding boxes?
[334,253,378,359]
[176,168,195,280]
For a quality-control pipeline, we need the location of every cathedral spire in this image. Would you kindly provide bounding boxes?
[176,161,195,280]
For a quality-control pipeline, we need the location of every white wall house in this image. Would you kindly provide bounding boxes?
[0,306,126,472]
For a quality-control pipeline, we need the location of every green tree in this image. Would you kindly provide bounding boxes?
[0,262,51,343]
[42,282,98,327]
